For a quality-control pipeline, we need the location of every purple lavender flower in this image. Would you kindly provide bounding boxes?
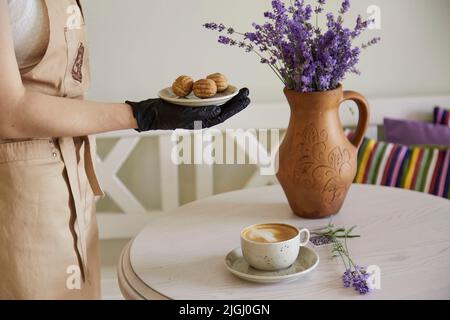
[203,22,216,30]
[218,36,231,45]
[362,37,381,49]
[340,0,350,14]
[264,11,276,20]
[352,15,370,38]
[244,32,258,42]
[315,0,326,14]
[342,269,353,288]
[353,266,371,294]
[271,0,287,16]
[341,266,372,295]
[245,44,254,53]
[353,276,371,294]
[203,23,225,32]
[203,0,380,92]
[310,235,333,246]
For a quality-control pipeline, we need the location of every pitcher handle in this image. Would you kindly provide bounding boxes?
[342,91,370,149]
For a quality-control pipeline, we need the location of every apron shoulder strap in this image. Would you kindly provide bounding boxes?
[76,0,85,19]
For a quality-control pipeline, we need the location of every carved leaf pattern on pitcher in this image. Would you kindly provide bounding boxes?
[294,124,352,204]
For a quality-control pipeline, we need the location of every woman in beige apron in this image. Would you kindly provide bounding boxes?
[0,0,250,299]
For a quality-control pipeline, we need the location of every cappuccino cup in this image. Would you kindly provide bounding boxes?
[241,223,310,271]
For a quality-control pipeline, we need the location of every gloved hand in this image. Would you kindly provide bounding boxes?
[126,88,250,131]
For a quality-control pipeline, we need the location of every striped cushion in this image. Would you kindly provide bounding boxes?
[354,137,450,199]
[434,106,450,127]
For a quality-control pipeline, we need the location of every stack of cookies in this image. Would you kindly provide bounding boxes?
[172,73,229,99]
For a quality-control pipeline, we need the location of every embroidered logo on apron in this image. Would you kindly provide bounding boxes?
[72,42,85,83]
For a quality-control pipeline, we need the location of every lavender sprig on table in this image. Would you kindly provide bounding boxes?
[312,222,371,295]
[203,0,380,92]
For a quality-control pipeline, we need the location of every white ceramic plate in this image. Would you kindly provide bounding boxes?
[158,85,239,107]
[225,246,319,284]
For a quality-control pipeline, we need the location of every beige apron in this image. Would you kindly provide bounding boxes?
[0,0,103,299]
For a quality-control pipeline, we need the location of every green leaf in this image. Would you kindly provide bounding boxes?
[336,235,360,238]
[345,226,357,236]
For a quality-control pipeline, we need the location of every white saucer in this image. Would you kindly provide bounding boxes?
[225,246,319,284]
[158,85,239,107]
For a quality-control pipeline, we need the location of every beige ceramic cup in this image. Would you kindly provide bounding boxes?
[240,223,310,271]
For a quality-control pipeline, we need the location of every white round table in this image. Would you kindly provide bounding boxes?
[118,184,450,300]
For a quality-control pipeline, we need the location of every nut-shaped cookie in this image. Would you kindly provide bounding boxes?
[206,73,229,92]
[193,79,217,99]
[172,75,194,97]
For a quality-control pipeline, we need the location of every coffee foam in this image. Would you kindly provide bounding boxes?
[246,229,278,243]
[243,224,298,243]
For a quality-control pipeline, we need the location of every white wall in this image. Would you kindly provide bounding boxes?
[79,1,450,245]
[83,0,450,104]
[83,0,450,216]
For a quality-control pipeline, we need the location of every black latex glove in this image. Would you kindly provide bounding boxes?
[126,88,250,131]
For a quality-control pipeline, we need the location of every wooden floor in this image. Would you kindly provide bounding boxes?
[100,238,130,300]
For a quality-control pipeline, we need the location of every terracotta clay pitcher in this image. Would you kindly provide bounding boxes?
[277,84,370,219]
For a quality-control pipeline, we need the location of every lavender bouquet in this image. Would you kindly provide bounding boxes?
[312,222,371,294]
[204,0,380,92]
